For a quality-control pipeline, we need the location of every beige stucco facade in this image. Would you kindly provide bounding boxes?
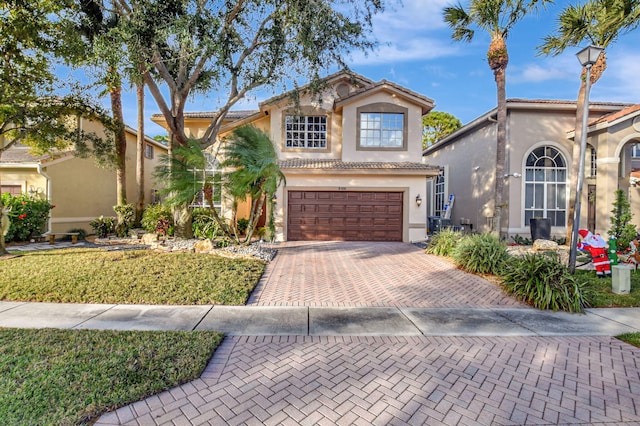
[153,72,441,242]
[424,100,637,240]
[1,124,167,234]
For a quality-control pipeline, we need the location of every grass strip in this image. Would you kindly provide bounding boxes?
[1,248,265,305]
[576,269,640,307]
[0,328,223,425]
[617,332,640,348]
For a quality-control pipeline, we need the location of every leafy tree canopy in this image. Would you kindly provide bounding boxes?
[422,111,462,149]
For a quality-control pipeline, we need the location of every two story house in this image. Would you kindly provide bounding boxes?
[422,99,640,240]
[153,71,441,242]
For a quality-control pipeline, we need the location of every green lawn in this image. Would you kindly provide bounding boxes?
[0,247,264,424]
[0,328,223,425]
[1,248,265,305]
[576,269,640,308]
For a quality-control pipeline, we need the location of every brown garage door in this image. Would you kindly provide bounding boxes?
[287,191,403,241]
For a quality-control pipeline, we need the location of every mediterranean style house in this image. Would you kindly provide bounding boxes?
[422,99,640,240]
[152,71,441,242]
[0,124,167,234]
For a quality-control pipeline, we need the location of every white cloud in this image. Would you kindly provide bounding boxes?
[350,37,459,65]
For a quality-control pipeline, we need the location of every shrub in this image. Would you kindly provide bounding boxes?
[66,228,87,241]
[452,233,508,275]
[192,208,220,239]
[90,216,116,238]
[113,204,135,237]
[609,189,637,250]
[500,252,589,313]
[1,193,53,242]
[425,228,463,256]
[141,204,174,236]
[236,217,249,235]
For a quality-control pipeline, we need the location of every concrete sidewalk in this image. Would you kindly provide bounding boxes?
[1,301,639,337]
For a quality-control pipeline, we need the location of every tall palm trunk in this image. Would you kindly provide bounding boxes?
[489,35,509,237]
[135,80,145,226]
[0,138,7,255]
[110,79,127,206]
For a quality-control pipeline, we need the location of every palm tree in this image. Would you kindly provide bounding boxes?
[539,0,640,243]
[223,126,285,244]
[444,0,551,236]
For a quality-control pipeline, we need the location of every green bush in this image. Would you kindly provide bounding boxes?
[66,228,87,241]
[425,228,463,256]
[113,204,135,237]
[500,252,589,313]
[90,216,116,238]
[452,233,508,275]
[237,217,249,235]
[192,208,220,239]
[141,204,174,236]
[1,193,53,242]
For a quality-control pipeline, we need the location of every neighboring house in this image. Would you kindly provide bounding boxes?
[0,125,167,234]
[423,99,640,240]
[152,71,441,242]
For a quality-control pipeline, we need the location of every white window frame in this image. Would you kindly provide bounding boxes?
[524,146,568,227]
[285,115,327,149]
[359,112,404,148]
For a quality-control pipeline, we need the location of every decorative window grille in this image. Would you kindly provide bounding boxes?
[285,115,327,148]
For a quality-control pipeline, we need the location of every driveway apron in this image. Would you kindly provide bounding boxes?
[96,242,640,425]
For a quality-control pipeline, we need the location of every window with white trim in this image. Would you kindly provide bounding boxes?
[434,170,446,217]
[191,152,222,208]
[524,146,567,227]
[359,112,404,148]
[285,115,327,149]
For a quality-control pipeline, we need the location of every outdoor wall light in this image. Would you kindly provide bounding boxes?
[503,172,522,178]
[415,194,422,207]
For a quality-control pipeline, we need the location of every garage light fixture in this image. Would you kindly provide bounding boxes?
[415,194,422,207]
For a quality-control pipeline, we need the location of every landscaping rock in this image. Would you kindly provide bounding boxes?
[533,239,558,251]
[141,233,158,245]
[194,239,215,253]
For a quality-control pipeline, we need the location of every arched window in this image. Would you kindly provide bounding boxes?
[524,146,567,227]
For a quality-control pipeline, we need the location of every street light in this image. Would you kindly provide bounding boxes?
[569,45,604,273]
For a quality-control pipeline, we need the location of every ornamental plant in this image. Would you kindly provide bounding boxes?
[0,193,53,242]
[452,233,508,275]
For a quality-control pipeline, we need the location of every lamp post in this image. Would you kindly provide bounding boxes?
[569,45,604,273]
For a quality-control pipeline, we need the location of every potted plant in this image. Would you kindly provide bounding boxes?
[529,217,551,241]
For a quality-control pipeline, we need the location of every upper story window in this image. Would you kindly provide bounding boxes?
[144,143,154,159]
[356,103,408,151]
[285,115,327,149]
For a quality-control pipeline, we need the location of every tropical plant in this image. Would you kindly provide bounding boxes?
[500,252,589,312]
[452,233,509,274]
[539,0,640,243]
[422,111,462,149]
[90,216,117,238]
[141,204,174,236]
[443,0,551,237]
[113,204,135,237]
[192,208,220,239]
[222,126,285,244]
[0,194,53,242]
[609,189,637,250]
[425,228,464,256]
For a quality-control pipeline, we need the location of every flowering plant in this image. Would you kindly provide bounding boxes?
[1,193,53,242]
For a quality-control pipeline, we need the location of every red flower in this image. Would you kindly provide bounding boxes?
[21,201,27,205]
[18,213,27,220]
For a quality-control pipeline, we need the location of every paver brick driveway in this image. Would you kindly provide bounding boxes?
[97,241,640,425]
[249,241,526,308]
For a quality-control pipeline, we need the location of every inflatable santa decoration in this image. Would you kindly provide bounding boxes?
[577,229,611,278]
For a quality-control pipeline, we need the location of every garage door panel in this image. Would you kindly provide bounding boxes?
[288,191,403,241]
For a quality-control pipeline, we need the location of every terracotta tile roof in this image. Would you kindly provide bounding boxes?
[279,158,438,171]
[589,104,640,125]
[507,98,632,107]
[337,79,434,107]
[0,146,50,163]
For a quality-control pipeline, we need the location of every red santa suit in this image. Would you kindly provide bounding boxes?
[577,229,611,278]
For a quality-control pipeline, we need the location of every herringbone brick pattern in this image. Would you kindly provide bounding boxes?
[249,242,526,308]
[96,335,640,425]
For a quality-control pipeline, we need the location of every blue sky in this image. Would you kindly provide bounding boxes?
[113,0,640,137]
